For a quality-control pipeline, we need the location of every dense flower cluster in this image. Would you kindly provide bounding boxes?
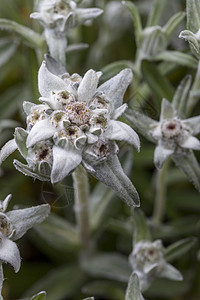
[0,56,140,206]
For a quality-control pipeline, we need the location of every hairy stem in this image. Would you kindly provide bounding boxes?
[44,29,67,66]
[72,165,90,252]
[152,159,169,226]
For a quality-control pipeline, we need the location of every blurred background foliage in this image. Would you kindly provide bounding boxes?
[0,0,200,299]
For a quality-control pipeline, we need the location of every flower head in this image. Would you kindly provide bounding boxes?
[0,56,140,206]
[129,240,183,291]
[30,0,103,63]
[150,98,200,168]
[0,194,50,273]
[125,75,200,191]
[31,0,103,32]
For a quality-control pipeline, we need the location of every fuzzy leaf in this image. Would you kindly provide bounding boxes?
[97,68,133,110]
[85,154,140,207]
[89,182,116,233]
[133,209,151,244]
[14,127,28,158]
[154,143,173,169]
[165,237,197,262]
[7,204,50,241]
[122,1,142,46]
[183,116,200,135]
[125,109,157,143]
[154,51,197,69]
[51,145,82,184]
[82,253,131,282]
[75,8,103,26]
[160,99,175,120]
[0,37,19,68]
[78,69,99,103]
[0,236,20,272]
[125,273,144,300]
[13,159,50,181]
[179,29,200,57]
[186,0,200,33]
[172,151,200,192]
[159,264,183,281]
[100,60,135,82]
[38,61,67,98]
[142,60,174,102]
[141,27,167,58]
[105,120,140,151]
[23,264,85,300]
[163,12,185,39]
[0,139,17,165]
[33,213,80,252]
[146,0,166,27]
[26,119,55,148]
[0,18,44,49]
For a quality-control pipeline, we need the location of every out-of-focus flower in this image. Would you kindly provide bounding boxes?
[0,56,140,206]
[0,194,50,279]
[129,240,183,291]
[30,0,103,63]
[125,75,200,191]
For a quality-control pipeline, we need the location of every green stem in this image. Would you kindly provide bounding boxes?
[72,165,90,252]
[0,263,4,300]
[152,159,169,226]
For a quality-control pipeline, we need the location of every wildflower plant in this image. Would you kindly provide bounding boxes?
[125,75,200,191]
[0,194,50,298]
[0,0,199,299]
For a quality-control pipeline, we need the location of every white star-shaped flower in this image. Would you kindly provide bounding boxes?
[0,56,140,206]
[0,194,49,286]
[125,75,200,191]
[129,240,183,292]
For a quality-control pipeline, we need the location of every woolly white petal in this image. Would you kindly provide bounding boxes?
[26,119,55,148]
[154,143,173,169]
[160,99,175,121]
[78,69,99,103]
[0,194,12,213]
[7,204,50,241]
[51,145,82,183]
[183,116,200,135]
[159,264,183,281]
[0,139,17,165]
[38,61,67,97]
[0,236,20,272]
[97,68,133,109]
[112,103,128,120]
[180,135,200,150]
[84,154,140,207]
[105,120,140,151]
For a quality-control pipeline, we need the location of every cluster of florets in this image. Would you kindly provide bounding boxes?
[25,84,113,170]
[7,57,139,185]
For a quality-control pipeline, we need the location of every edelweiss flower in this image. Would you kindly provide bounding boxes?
[31,0,103,32]
[0,194,50,275]
[30,0,103,62]
[129,240,182,291]
[125,75,200,191]
[0,56,140,206]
